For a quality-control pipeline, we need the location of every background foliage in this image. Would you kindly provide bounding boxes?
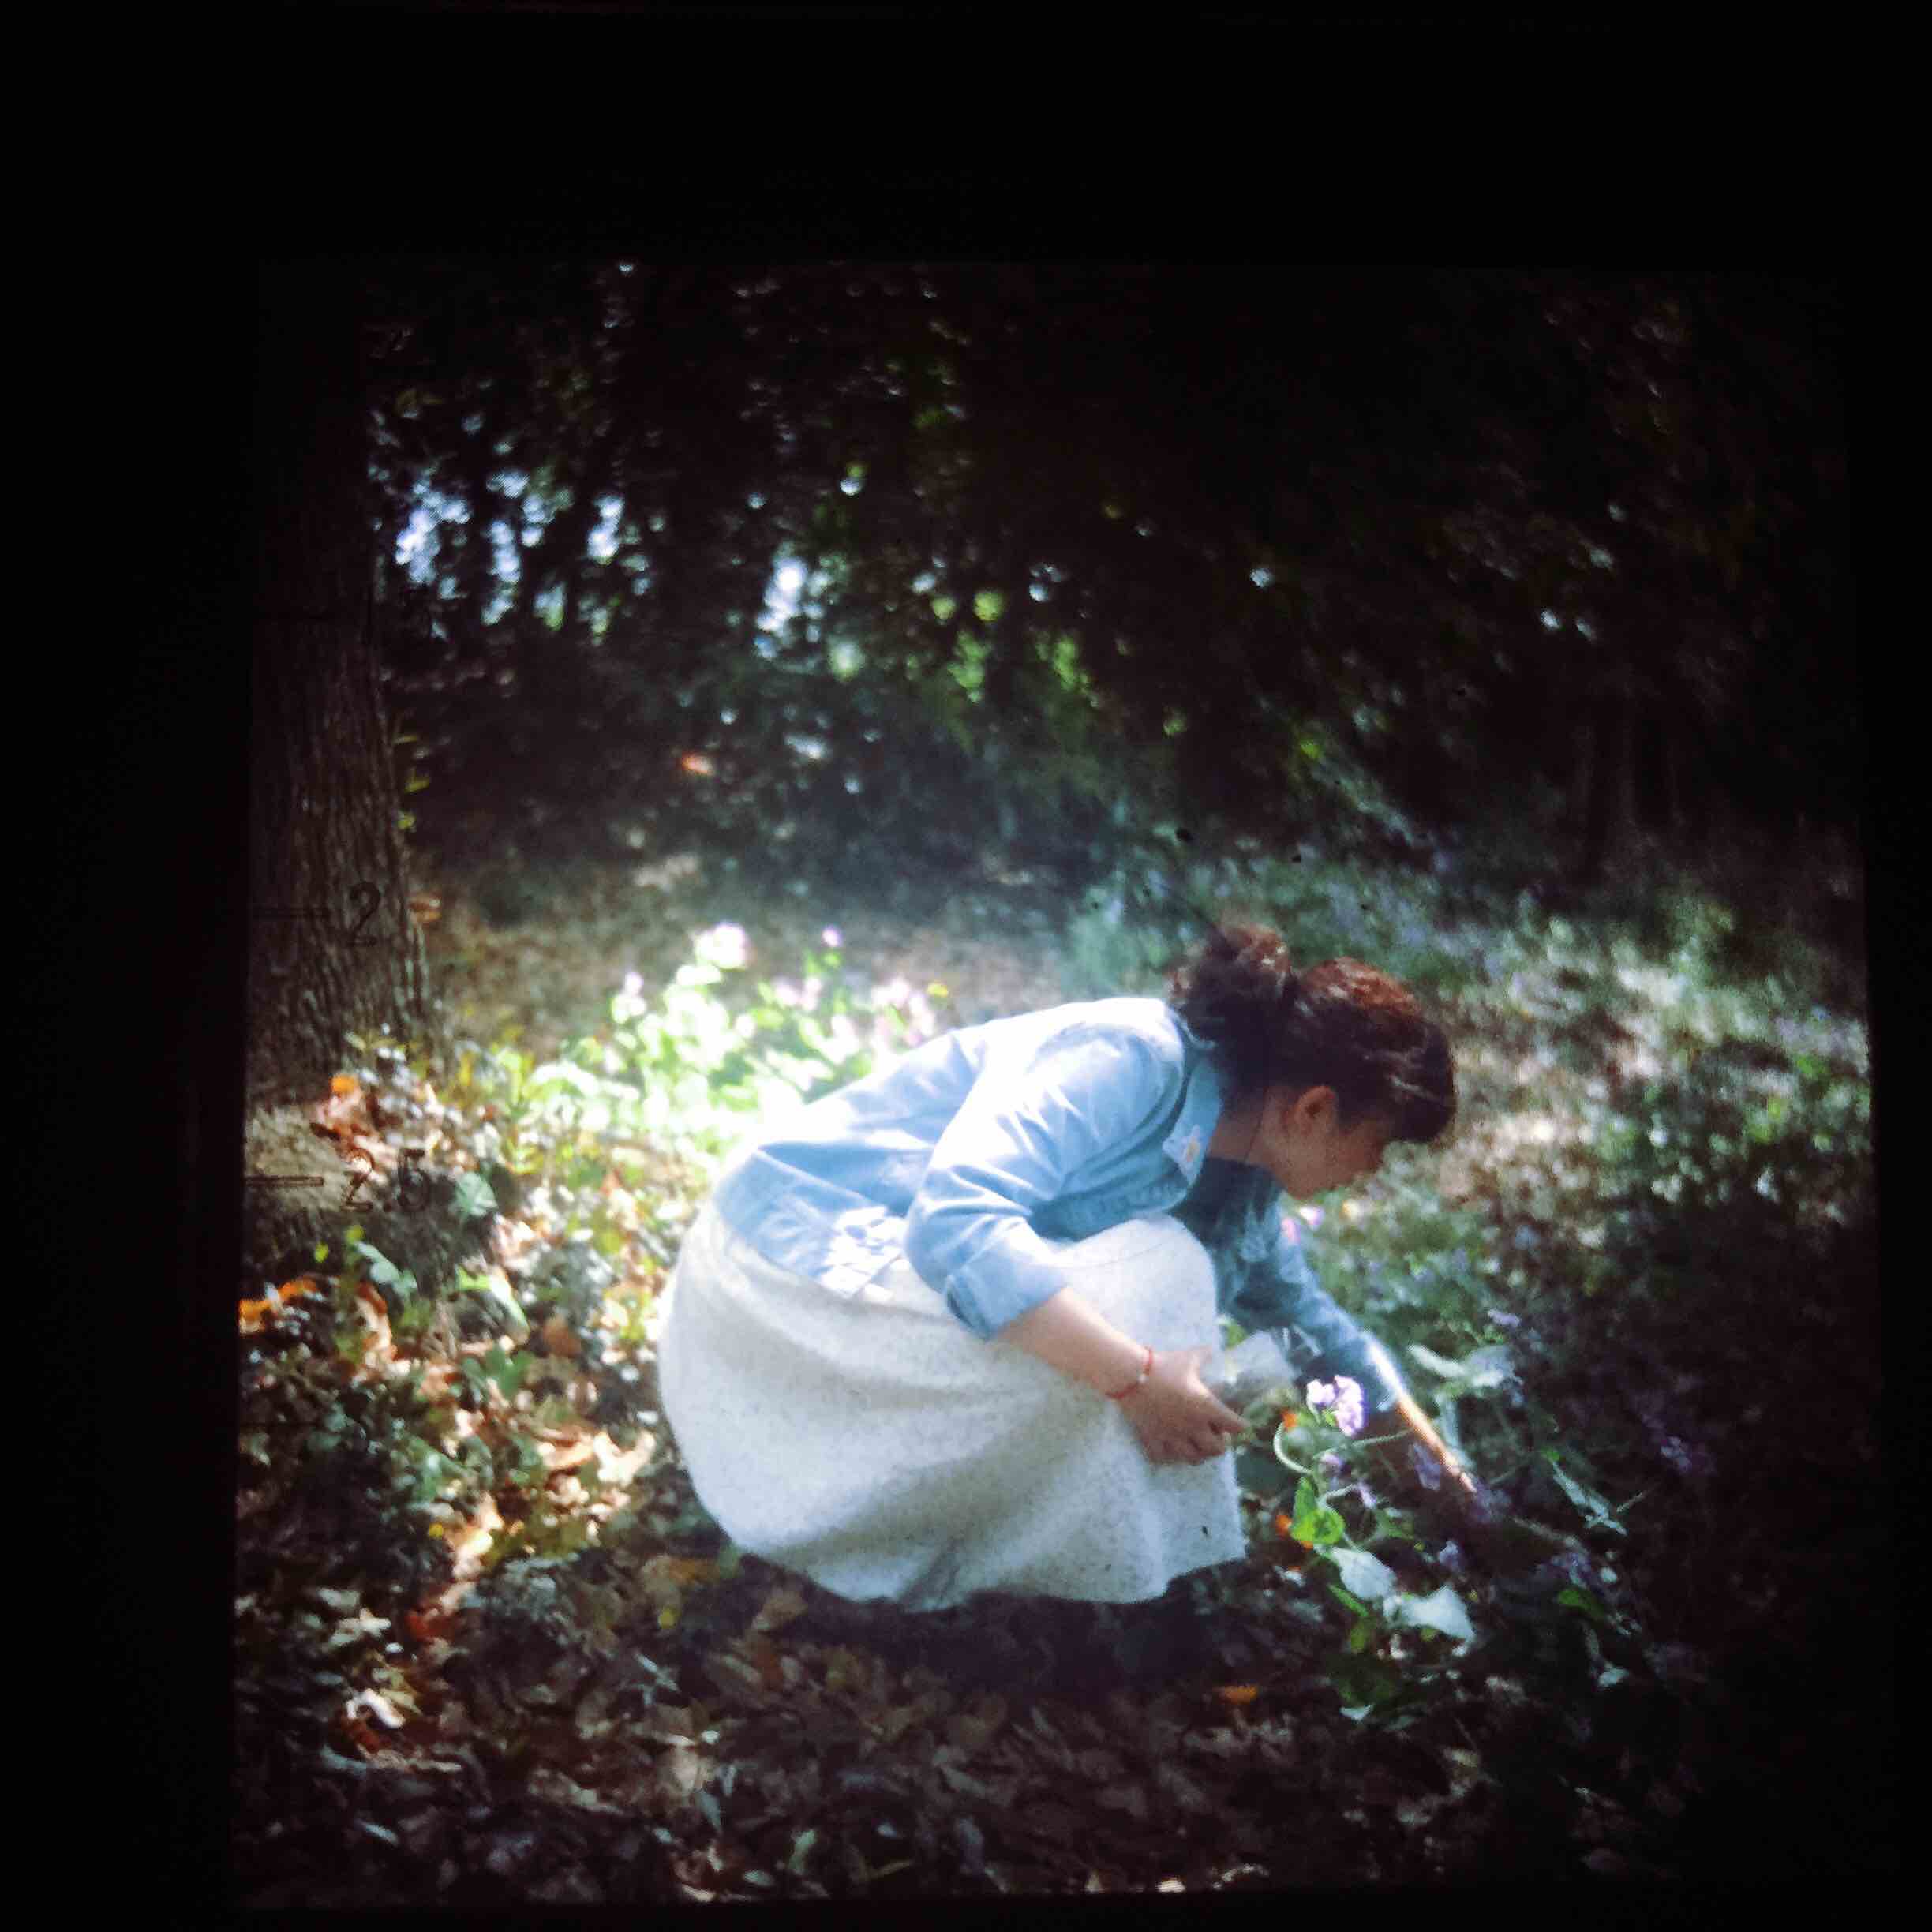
[364,264,1854,919]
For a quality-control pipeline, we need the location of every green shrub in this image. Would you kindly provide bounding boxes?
[1057,835,1485,1004]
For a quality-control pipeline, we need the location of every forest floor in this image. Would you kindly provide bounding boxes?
[230,845,1894,1904]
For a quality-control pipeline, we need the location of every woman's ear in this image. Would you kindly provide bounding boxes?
[1286,1084,1338,1136]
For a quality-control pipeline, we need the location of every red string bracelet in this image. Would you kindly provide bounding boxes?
[1105,1344,1155,1400]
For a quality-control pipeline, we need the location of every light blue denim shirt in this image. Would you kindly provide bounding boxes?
[707,997,1407,1411]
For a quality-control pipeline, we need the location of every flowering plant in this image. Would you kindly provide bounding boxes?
[594,925,950,1163]
[1256,1371,1492,1718]
[1304,1374,1366,1439]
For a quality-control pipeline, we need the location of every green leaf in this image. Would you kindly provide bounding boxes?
[1331,1547,1398,1602]
[1391,1585,1476,1643]
[452,1170,498,1222]
[1542,1451,1620,1530]
[1290,1475,1346,1547]
[1408,1342,1466,1380]
[1556,1586,1610,1626]
[1327,1652,1402,1713]
[351,1239,416,1306]
[481,1347,526,1399]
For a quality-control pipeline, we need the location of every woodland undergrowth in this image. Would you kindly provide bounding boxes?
[231,840,1887,1902]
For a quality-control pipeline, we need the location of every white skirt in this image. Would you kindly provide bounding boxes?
[655,1199,1245,1611]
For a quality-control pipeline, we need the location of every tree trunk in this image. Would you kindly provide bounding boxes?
[246,259,460,1289]
[1570,655,1645,889]
[1631,690,1680,838]
[1571,687,1618,888]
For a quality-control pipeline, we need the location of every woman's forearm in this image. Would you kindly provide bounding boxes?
[994,1286,1151,1395]
[999,1286,1248,1466]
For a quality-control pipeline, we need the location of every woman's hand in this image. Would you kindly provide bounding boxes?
[1121,1347,1249,1466]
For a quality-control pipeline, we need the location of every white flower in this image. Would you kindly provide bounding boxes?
[822,927,842,949]
[697,923,749,969]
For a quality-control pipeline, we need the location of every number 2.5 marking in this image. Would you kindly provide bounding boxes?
[339,1147,429,1211]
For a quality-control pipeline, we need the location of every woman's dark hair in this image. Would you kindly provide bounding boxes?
[1165,923,1455,1144]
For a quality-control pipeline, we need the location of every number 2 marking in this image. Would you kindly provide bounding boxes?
[341,1149,373,1208]
[346,882,381,947]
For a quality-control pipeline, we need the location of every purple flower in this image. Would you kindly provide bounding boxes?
[1536,1551,1596,1594]
[1659,1435,1713,1483]
[1487,1307,1522,1331]
[1306,1375,1365,1438]
[1437,1540,1467,1575]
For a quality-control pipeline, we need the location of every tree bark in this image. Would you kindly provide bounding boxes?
[246,258,459,1286]
[1571,660,1644,889]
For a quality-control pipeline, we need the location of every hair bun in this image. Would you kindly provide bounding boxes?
[1166,923,1455,1144]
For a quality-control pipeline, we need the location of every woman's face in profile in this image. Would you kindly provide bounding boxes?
[1259,1089,1394,1200]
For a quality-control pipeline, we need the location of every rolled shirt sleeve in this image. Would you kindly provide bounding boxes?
[904,1029,1175,1339]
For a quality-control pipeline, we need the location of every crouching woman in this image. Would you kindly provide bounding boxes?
[657,922,1466,1617]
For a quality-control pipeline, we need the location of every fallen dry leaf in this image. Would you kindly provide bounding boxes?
[406,1608,455,1644]
[875,1704,924,1745]
[702,1649,769,1698]
[335,1711,384,1756]
[657,1740,710,1803]
[528,1765,621,1814]
[638,1554,717,1606]
[736,1635,788,1693]
[750,1585,809,1634]
[945,1692,1007,1753]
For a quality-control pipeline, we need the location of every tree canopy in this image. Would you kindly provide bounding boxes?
[361,261,1853,900]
